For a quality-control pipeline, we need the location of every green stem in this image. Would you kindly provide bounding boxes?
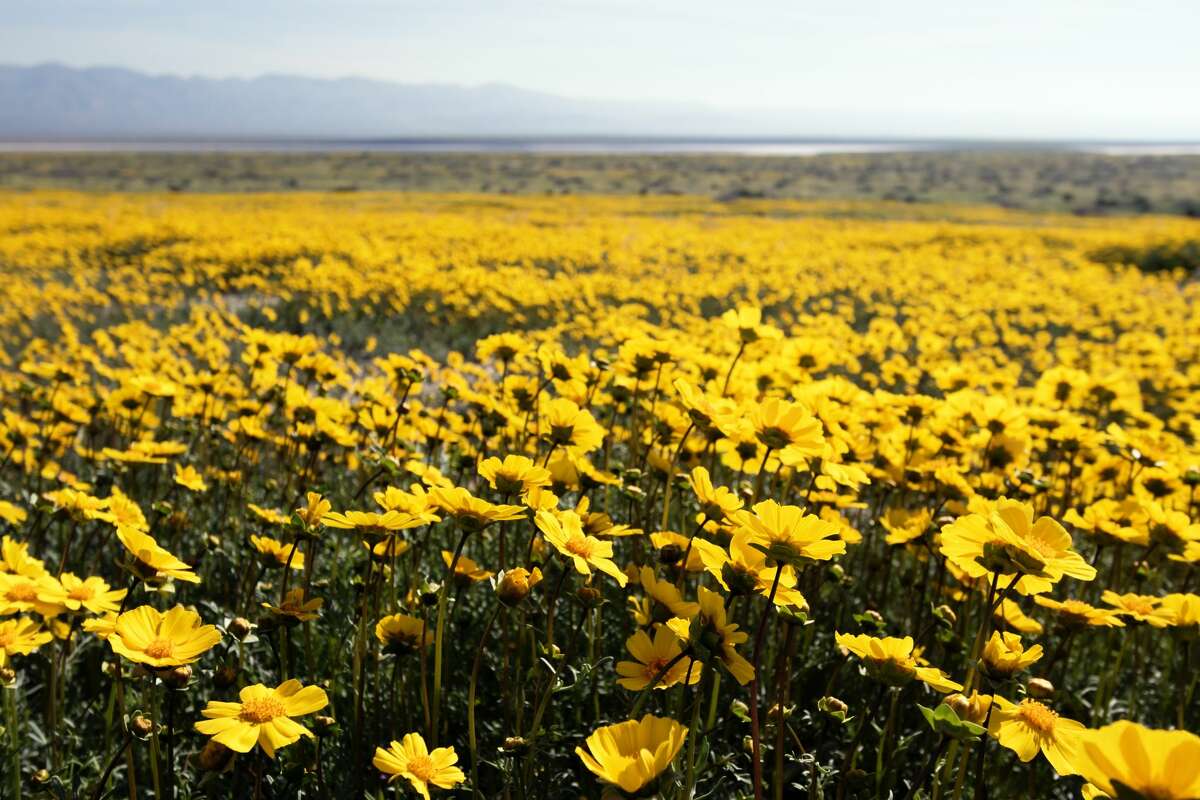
[5,686,19,800]
[469,605,501,799]
[749,565,784,800]
[432,527,471,745]
[875,688,900,798]
[148,683,163,800]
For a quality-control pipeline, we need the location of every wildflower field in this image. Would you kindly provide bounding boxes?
[0,189,1198,799]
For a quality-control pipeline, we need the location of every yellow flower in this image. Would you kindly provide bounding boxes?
[375,613,432,655]
[535,510,627,587]
[694,533,807,609]
[248,503,291,526]
[195,679,328,758]
[637,565,699,619]
[835,632,962,692]
[721,305,782,343]
[1159,593,1200,630]
[687,466,742,522]
[107,605,221,668]
[373,732,465,799]
[649,531,706,573]
[250,535,304,570]
[666,586,753,685]
[42,573,126,615]
[321,509,428,535]
[940,499,1094,595]
[0,572,64,616]
[616,626,702,691]
[1101,591,1178,628]
[496,567,542,606]
[429,487,527,531]
[576,714,688,795]
[1034,596,1125,629]
[0,501,28,526]
[295,491,332,528]
[83,612,118,640]
[442,550,493,584]
[993,598,1044,635]
[1071,721,1200,800]
[115,527,200,584]
[881,507,932,546]
[262,588,323,623]
[0,536,46,577]
[734,499,845,565]
[478,454,551,496]
[540,397,606,456]
[987,697,1083,776]
[744,398,824,466]
[173,464,208,492]
[981,631,1043,679]
[0,617,52,666]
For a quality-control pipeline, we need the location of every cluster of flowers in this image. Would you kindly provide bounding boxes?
[0,191,1198,799]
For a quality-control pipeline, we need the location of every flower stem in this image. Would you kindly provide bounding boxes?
[749,564,784,800]
[432,526,470,746]
[4,686,19,800]
[469,605,501,799]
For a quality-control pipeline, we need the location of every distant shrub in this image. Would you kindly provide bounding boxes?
[1088,239,1200,274]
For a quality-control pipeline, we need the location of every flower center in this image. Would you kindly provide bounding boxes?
[1127,599,1155,616]
[239,697,286,723]
[144,638,175,659]
[565,537,595,559]
[1017,701,1057,735]
[0,631,14,647]
[643,657,669,678]
[69,585,95,601]
[7,582,37,602]
[756,426,792,450]
[406,754,436,782]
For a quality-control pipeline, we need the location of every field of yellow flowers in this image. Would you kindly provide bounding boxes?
[0,189,1198,800]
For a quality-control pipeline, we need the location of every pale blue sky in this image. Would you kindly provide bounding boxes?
[4,0,1199,138]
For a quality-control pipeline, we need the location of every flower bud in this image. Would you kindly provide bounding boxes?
[228,617,253,640]
[130,714,155,739]
[0,667,15,686]
[576,586,602,607]
[501,736,530,755]
[313,715,338,736]
[212,665,238,689]
[33,769,50,784]
[818,696,848,718]
[197,740,233,772]
[163,665,192,690]
[1027,677,1055,699]
[497,567,541,607]
[945,693,971,719]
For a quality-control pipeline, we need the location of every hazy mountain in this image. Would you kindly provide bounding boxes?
[0,62,780,139]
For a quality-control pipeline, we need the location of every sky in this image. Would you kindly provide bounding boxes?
[4,0,1199,139]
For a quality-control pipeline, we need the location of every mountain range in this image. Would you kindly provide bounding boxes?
[0,62,796,139]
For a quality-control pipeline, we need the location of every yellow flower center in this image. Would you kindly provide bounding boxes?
[406,754,436,782]
[1024,537,1057,557]
[565,537,595,559]
[1016,700,1057,735]
[1126,599,1155,616]
[144,638,175,659]
[69,585,95,601]
[0,631,14,647]
[6,583,37,602]
[239,696,286,723]
[643,657,669,678]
